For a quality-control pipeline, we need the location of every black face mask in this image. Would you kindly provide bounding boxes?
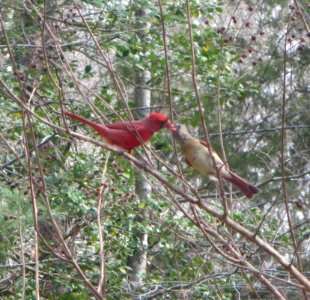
[159,120,168,129]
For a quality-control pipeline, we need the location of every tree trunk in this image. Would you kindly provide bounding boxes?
[127,9,152,290]
[127,69,152,291]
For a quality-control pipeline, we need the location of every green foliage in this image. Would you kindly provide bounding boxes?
[0,0,309,298]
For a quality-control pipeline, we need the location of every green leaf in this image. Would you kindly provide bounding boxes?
[85,64,92,73]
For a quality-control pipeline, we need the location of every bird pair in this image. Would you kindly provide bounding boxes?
[64,111,259,198]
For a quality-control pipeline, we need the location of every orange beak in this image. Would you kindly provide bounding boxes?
[164,120,177,132]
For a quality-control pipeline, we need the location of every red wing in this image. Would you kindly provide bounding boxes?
[106,120,144,132]
[185,158,192,167]
[106,120,153,144]
[199,140,217,154]
[199,140,224,163]
[199,140,209,148]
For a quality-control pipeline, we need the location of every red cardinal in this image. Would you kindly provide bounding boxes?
[170,124,259,198]
[64,110,172,153]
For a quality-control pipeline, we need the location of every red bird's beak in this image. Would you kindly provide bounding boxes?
[165,120,177,132]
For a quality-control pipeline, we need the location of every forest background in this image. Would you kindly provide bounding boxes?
[0,0,309,299]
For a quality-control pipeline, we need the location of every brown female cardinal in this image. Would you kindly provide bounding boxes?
[170,124,259,198]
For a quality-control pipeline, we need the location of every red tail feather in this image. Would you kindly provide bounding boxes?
[64,111,109,139]
[224,171,259,199]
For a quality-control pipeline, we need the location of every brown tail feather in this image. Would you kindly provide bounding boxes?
[224,170,259,199]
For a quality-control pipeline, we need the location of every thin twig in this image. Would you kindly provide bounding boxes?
[97,152,110,297]
[208,125,310,137]
[258,171,310,187]
[293,0,310,32]
[281,27,306,298]
[185,0,228,215]
[157,0,185,185]
[136,270,237,300]
[23,113,40,300]
[0,10,40,299]
[191,206,285,299]
[18,191,26,300]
